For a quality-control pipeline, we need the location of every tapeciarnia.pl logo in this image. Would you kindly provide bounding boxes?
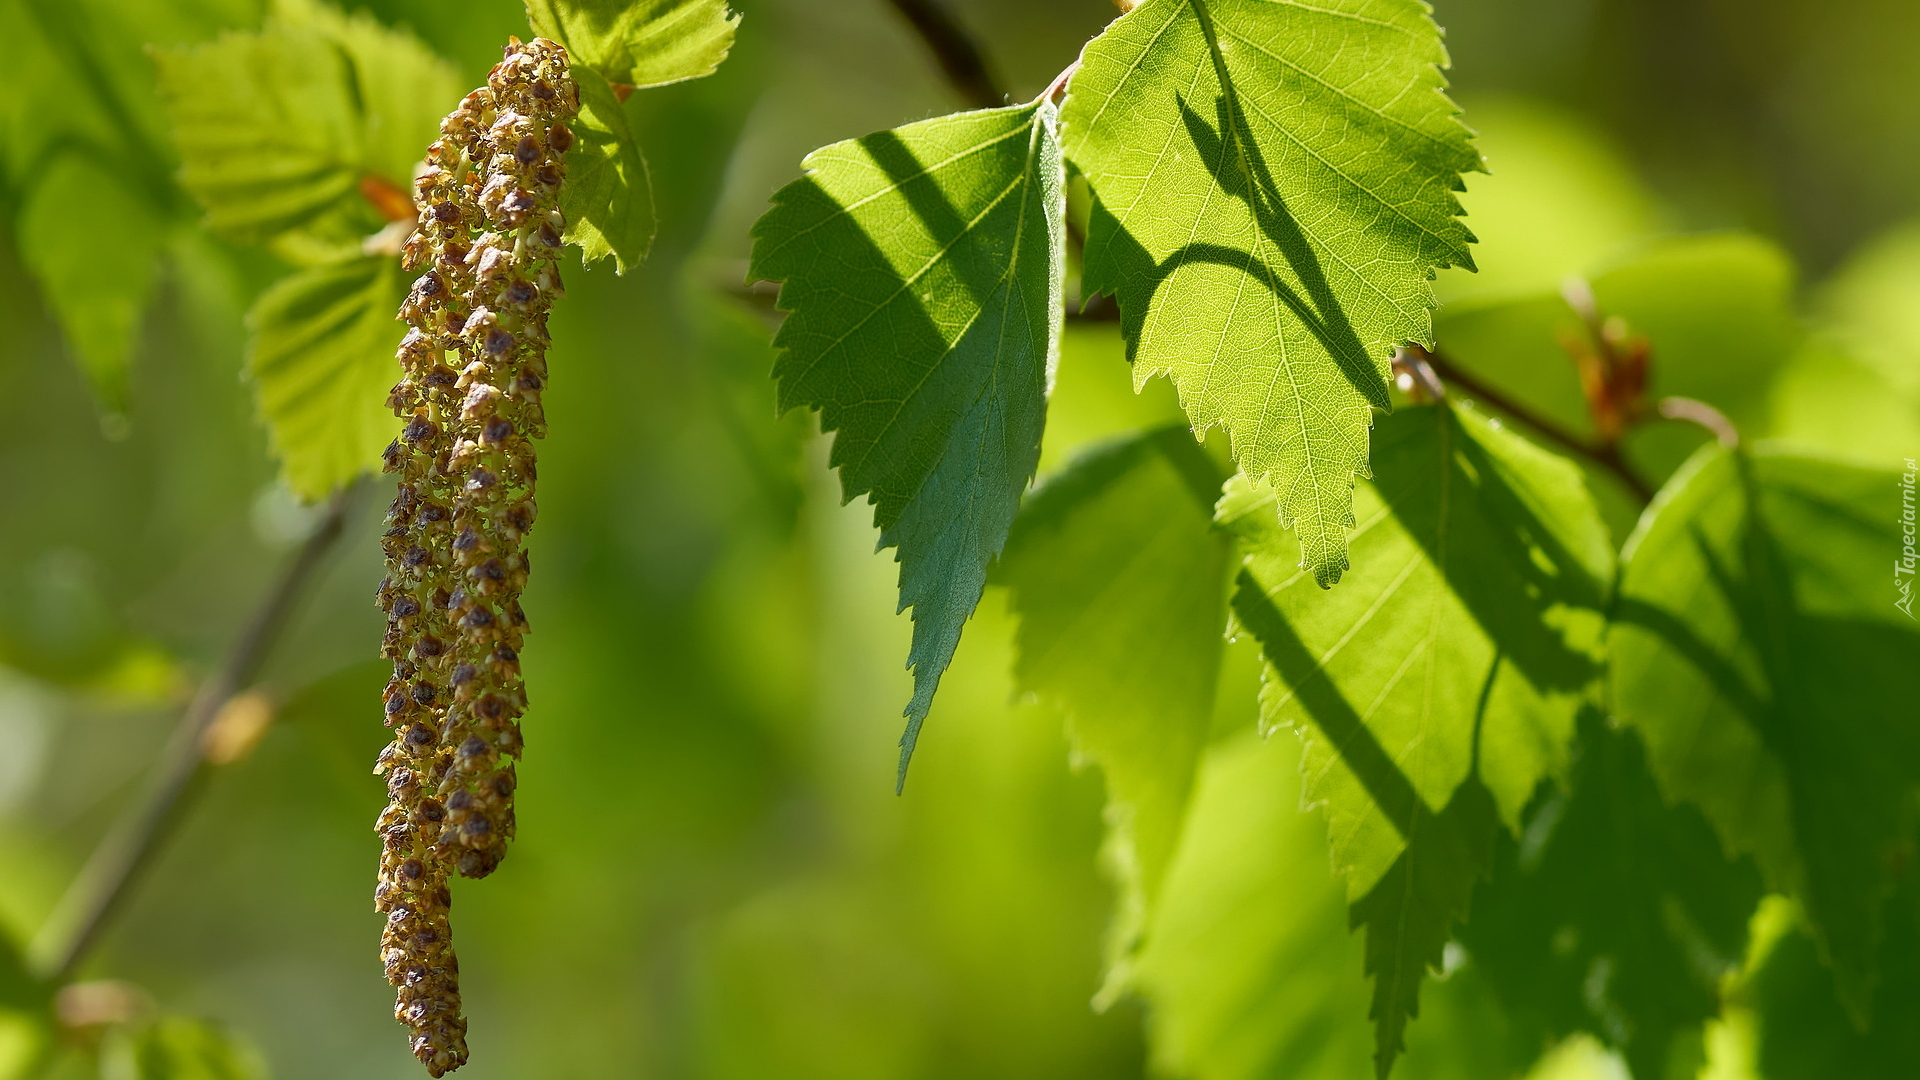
[1899,457,1917,619]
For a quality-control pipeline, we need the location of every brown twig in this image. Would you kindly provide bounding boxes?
[1415,344,1654,505]
[1390,347,1447,403]
[886,0,1006,109]
[27,485,361,982]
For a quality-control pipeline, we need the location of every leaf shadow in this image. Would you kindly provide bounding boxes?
[1084,90,1391,411]
[1396,407,1607,699]
[1611,455,1920,1020]
[1233,567,1501,1071]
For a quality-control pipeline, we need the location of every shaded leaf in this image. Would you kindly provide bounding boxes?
[750,100,1066,785]
[245,254,408,499]
[1222,403,1611,1074]
[1136,732,1379,1080]
[996,426,1232,992]
[561,71,657,271]
[17,154,164,409]
[1768,221,1920,464]
[153,0,458,256]
[1062,0,1479,585]
[1611,446,1920,1022]
[1753,884,1920,1080]
[1463,714,1765,1080]
[0,929,50,1014]
[529,0,740,270]
[526,0,739,88]
[1134,731,1527,1080]
[103,1016,266,1080]
[1343,779,1497,1080]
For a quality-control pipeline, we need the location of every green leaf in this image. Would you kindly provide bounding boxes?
[103,1016,266,1080]
[750,100,1067,786]
[0,929,50,1014]
[525,0,739,88]
[1342,780,1498,1080]
[527,0,740,271]
[1611,445,1920,1022]
[245,255,408,499]
[561,72,658,271]
[1768,221,1920,464]
[1753,884,1920,1080]
[1135,732,1380,1080]
[1133,730,1526,1080]
[995,426,1232,993]
[17,154,165,410]
[1062,0,1480,586]
[153,0,459,255]
[1462,714,1764,1080]
[1221,403,1612,1075]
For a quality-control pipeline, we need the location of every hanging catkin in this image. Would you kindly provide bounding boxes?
[372,37,575,1077]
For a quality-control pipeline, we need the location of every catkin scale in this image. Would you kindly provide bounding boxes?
[374,37,576,1077]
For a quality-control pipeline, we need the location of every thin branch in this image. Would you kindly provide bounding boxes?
[27,485,362,983]
[1390,347,1446,403]
[1659,396,1740,448]
[1417,345,1655,505]
[886,0,1006,109]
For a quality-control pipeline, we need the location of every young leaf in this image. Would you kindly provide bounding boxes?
[1221,403,1612,1075]
[1462,715,1764,1080]
[1063,0,1480,586]
[525,0,739,88]
[1611,446,1920,1022]
[153,0,458,257]
[526,0,739,270]
[751,100,1067,786]
[562,73,658,271]
[995,426,1232,992]
[245,255,408,500]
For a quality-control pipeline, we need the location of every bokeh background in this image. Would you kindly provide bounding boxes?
[0,0,1915,1077]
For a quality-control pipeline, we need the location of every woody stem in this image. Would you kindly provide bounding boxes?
[27,485,360,984]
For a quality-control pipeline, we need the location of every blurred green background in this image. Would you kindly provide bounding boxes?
[0,0,1914,1077]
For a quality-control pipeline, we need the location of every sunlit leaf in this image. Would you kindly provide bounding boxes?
[525,0,739,88]
[751,100,1066,785]
[1063,0,1480,585]
[996,426,1231,992]
[152,0,458,256]
[1611,445,1920,1022]
[245,254,407,500]
[1221,403,1611,1074]
[561,72,657,271]
[528,0,739,270]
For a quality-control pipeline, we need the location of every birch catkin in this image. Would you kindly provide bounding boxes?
[373,37,576,1076]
